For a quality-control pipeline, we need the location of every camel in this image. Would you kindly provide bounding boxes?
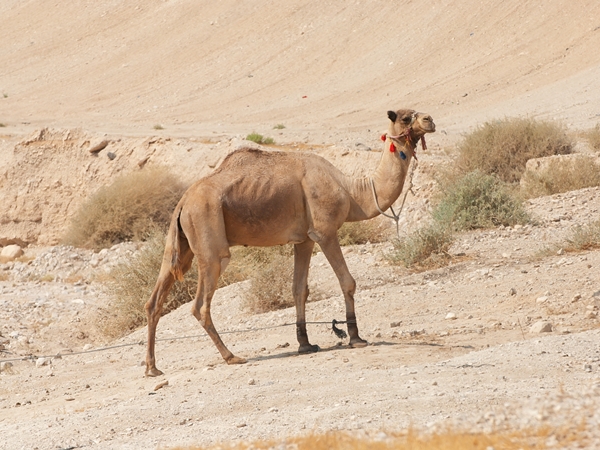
[144,109,435,376]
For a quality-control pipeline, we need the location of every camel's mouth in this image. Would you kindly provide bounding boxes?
[417,114,436,133]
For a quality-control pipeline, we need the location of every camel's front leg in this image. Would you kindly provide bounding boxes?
[318,236,368,348]
[293,240,319,354]
[191,258,246,365]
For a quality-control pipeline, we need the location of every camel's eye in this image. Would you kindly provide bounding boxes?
[402,116,412,124]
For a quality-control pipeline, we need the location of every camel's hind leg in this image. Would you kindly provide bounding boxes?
[189,254,246,365]
[293,240,319,354]
[182,205,245,365]
[145,238,194,377]
[317,235,368,348]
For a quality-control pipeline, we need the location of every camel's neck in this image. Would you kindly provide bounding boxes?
[345,137,417,222]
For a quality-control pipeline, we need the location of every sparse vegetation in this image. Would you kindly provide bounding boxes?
[520,155,600,198]
[153,124,164,130]
[583,124,600,151]
[63,167,187,250]
[387,223,454,269]
[337,218,389,246]
[433,170,530,230]
[273,124,286,130]
[102,230,197,337]
[178,426,575,450]
[457,117,573,183]
[246,132,275,145]
[0,123,6,127]
[565,219,600,252]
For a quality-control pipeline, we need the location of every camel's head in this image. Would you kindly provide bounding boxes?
[387,109,436,138]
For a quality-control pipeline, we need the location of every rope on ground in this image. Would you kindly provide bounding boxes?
[0,319,356,365]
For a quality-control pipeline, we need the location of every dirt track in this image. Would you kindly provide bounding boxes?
[1,1,600,449]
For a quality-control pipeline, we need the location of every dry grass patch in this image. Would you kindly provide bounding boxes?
[564,219,600,252]
[173,425,587,449]
[337,218,389,246]
[520,155,600,198]
[63,166,187,250]
[582,124,600,151]
[387,224,454,269]
[457,117,573,183]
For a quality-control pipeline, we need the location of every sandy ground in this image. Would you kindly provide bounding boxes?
[2,1,600,449]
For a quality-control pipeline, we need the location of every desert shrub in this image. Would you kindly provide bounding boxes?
[583,124,600,151]
[387,224,454,269]
[102,230,197,338]
[337,218,389,246]
[246,132,275,145]
[520,155,600,198]
[63,166,187,250]
[433,171,530,230]
[565,219,600,252]
[273,124,286,130]
[457,117,573,183]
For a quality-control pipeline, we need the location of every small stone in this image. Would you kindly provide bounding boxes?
[236,422,247,428]
[509,288,517,296]
[0,361,13,373]
[530,321,553,333]
[36,357,49,368]
[585,311,598,319]
[572,294,582,303]
[390,321,402,328]
[248,378,256,386]
[445,312,457,320]
[1,245,23,261]
[536,296,548,304]
[557,248,564,255]
[154,380,169,391]
[584,364,593,372]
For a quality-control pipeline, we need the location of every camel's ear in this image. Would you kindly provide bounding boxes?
[387,110,397,123]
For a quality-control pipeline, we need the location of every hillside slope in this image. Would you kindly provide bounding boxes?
[1,0,600,135]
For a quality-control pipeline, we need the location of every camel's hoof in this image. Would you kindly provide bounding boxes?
[349,338,368,348]
[226,355,247,365]
[298,344,320,354]
[145,367,164,377]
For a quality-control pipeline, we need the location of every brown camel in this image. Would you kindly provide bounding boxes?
[144,109,435,376]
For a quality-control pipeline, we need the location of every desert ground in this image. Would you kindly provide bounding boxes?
[1,1,600,449]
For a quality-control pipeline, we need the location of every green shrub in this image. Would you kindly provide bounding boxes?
[520,155,600,198]
[387,224,454,269]
[433,171,530,230]
[273,124,286,130]
[63,167,187,250]
[457,118,573,183]
[246,132,275,145]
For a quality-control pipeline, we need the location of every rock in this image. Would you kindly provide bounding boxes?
[536,296,548,304]
[509,288,517,296]
[36,357,50,368]
[530,321,553,333]
[248,378,256,386]
[390,321,402,328]
[1,245,24,261]
[445,312,457,320]
[88,139,109,153]
[0,361,14,373]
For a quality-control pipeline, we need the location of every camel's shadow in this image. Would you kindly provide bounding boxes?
[246,339,466,363]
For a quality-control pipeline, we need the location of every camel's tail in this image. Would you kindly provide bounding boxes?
[167,203,187,282]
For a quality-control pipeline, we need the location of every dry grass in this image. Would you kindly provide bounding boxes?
[457,117,573,183]
[63,166,187,250]
[337,218,389,246]
[101,230,197,338]
[520,155,600,198]
[173,425,588,449]
[583,124,600,151]
[564,219,600,252]
[387,224,454,269]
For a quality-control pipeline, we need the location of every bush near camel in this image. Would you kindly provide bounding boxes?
[387,223,454,269]
[457,117,573,183]
[520,155,600,198]
[337,217,389,246]
[63,167,187,250]
[246,132,275,145]
[433,170,530,230]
